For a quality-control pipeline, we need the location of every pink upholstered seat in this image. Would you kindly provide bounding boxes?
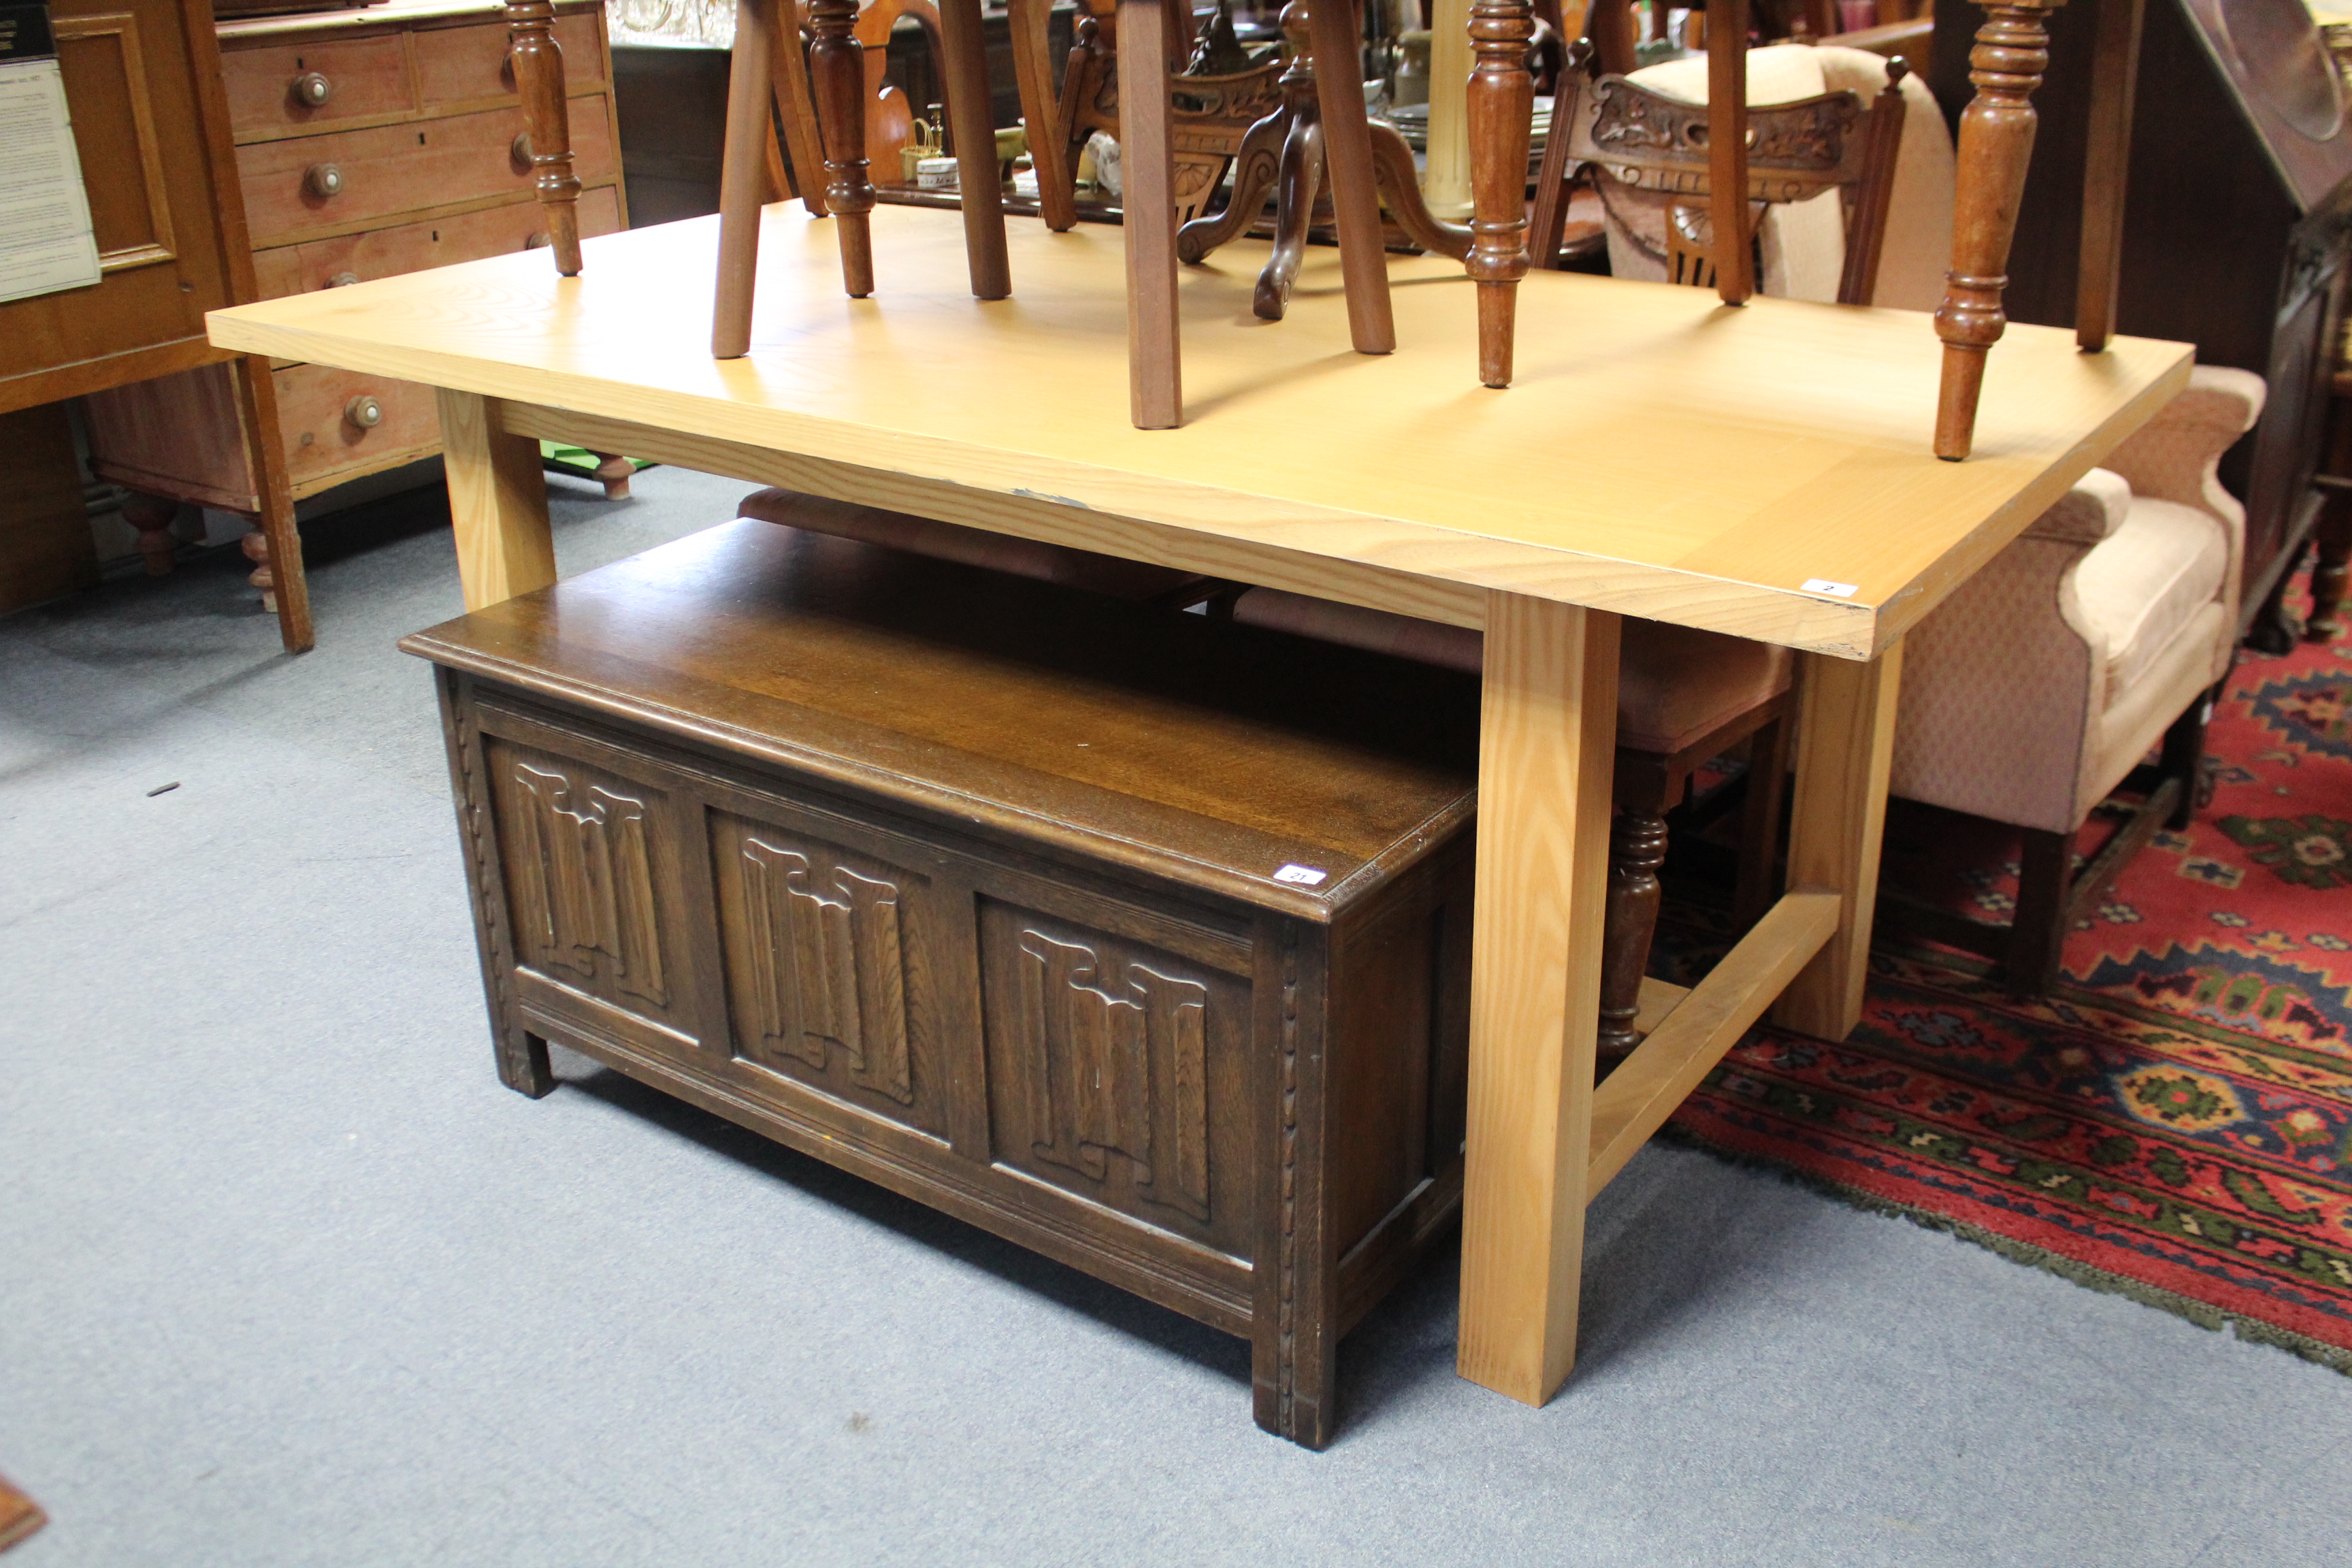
[1229,589,1792,755]
[738,489,1206,602]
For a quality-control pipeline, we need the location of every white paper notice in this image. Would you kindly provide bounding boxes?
[0,56,103,305]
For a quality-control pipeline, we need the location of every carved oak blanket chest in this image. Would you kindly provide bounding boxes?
[401,519,1481,1448]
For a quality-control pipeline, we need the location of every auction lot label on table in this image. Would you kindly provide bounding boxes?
[0,2,103,306]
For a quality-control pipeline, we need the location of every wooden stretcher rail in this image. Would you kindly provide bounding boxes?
[1586,887,1842,1194]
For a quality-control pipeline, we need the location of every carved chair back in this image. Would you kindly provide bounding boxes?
[1540,55,1910,306]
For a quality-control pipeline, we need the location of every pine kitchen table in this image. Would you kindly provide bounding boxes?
[205,201,2193,1422]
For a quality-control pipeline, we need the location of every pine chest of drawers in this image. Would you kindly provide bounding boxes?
[83,0,625,586]
[401,521,1483,1448]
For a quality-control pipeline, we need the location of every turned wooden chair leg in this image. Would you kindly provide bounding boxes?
[507,0,582,275]
[2008,826,2074,997]
[1467,0,1535,387]
[1934,0,2068,460]
[808,0,877,297]
[1597,762,1671,1062]
[714,0,782,357]
[1733,711,1791,930]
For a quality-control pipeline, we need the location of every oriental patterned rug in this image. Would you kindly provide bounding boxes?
[1657,574,2352,1369]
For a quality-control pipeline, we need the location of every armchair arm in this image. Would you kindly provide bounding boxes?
[2023,467,2133,546]
[1891,530,2108,836]
[2098,365,2266,527]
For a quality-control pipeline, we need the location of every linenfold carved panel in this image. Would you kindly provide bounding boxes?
[710,811,943,1134]
[740,838,915,1105]
[507,759,669,1007]
[1017,929,1210,1221]
[981,900,1245,1243]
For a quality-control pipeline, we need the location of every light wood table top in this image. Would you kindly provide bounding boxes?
[206,203,2191,659]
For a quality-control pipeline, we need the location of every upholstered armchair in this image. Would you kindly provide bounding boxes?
[1886,366,2267,994]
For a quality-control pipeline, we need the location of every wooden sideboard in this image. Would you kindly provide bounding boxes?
[83,0,626,615]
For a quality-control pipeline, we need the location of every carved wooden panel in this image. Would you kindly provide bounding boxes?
[485,738,689,1035]
[981,900,1250,1248]
[709,812,945,1134]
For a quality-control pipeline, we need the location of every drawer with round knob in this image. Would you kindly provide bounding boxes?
[222,34,415,137]
[271,363,438,495]
[412,11,606,106]
[234,99,619,247]
[250,186,625,301]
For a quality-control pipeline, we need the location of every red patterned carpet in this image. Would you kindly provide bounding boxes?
[1661,574,2352,1369]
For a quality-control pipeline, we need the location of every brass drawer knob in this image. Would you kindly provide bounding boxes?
[304,163,343,199]
[325,271,360,289]
[344,394,383,430]
[511,131,534,167]
[291,71,331,108]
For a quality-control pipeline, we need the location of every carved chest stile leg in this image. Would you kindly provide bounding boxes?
[1467,0,1537,387]
[506,0,583,277]
[1934,0,2068,460]
[437,672,555,1098]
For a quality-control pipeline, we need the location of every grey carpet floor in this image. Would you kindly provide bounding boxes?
[3,466,2347,1568]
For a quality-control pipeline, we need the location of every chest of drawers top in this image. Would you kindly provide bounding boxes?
[218,0,608,147]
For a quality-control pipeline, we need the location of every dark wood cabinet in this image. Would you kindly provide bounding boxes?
[404,521,1482,1448]
[1929,0,2352,644]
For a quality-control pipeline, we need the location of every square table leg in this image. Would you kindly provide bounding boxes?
[1769,642,1904,1041]
[1119,0,1182,428]
[1457,593,1620,1406]
[438,389,557,612]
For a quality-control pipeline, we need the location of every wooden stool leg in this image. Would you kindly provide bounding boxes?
[507,0,582,275]
[1307,0,1396,355]
[936,0,1011,299]
[1467,0,1535,387]
[1120,0,1183,428]
[808,0,877,297]
[1597,764,1670,1061]
[715,0,781,357]
[1933,0,2068,460]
